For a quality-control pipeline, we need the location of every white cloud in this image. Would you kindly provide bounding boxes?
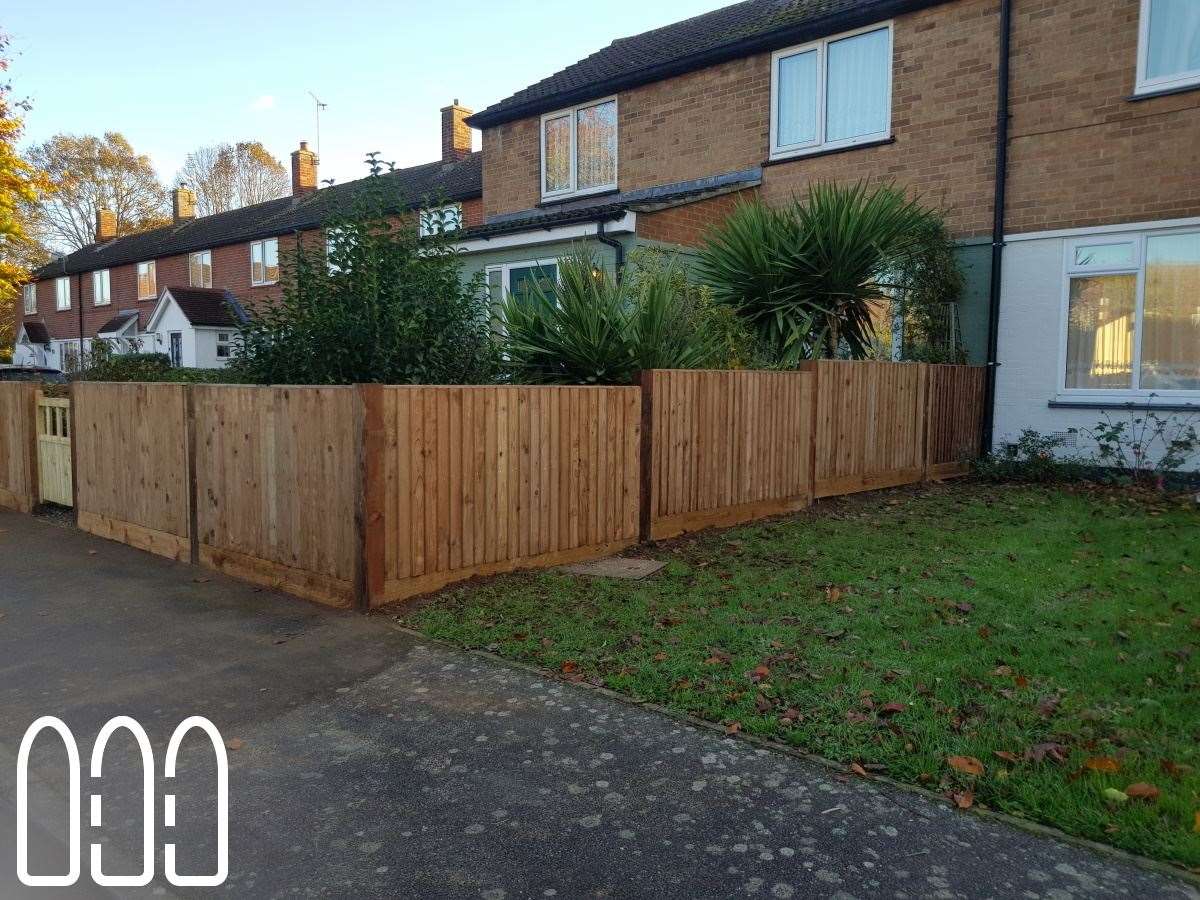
[249,95,276,111]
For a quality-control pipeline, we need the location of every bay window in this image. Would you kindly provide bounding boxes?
[92,269,111,306]
[137,261,156,300]
[770,22,893,160]
[1136,0,1200,95]
[250,238,279,286]
[541,98,617,200]
[1062,229,1200,396]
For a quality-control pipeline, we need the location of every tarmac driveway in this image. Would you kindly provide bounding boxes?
[0,509,1196,899]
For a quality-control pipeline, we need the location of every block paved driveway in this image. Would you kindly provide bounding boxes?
[0,509,1196,899]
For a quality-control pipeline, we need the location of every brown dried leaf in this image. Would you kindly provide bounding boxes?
[725,721,742,736]
[952,789,975,810]
[879,702,907,717]
[993,750,1021,764]
[1025,742,1069,764]
[1124,782,1160,802]
[1084,756,1120,773]
[947,755,985,776]
[849,762,870,779]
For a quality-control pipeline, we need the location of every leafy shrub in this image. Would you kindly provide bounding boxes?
[75,340,239,383]
[1087,405,1199,487]
[974,430,1087,484]
[230,156,497,385]
[498,249,740,385]
[697,181,951,364]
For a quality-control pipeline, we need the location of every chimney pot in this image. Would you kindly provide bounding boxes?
[172,186,196,223]
[291,141,319,196]
[95,208,117,242]
[440,101,473,164]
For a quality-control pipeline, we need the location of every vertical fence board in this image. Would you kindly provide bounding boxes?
[926,365,987,478]
[0,383,37,513]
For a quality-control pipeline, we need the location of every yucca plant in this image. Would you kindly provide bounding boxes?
[497,250,720,384]
[698,181,944,363]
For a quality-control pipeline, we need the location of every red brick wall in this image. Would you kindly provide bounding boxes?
[637,190,759,248]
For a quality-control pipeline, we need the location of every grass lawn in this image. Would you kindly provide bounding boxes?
[401,482,1200,869]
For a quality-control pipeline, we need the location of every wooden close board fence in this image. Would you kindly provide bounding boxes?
[644,369,814,540]
[364,385,641,608]
[3,363,984,610]
[0,383,37,513]
[73,382,192,559]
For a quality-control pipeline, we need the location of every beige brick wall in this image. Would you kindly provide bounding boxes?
[637,190,759,248]
[1005,0,1200,234]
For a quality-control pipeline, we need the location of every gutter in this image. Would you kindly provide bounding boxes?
[982,0,1012,453]
[595,220,625,282]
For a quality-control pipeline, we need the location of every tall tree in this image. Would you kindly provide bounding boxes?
[176,141,289,216]
[26,132,168,250]
[0,32,53,360]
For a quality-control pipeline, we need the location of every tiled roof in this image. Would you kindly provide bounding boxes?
[162,287,246,328]
[460,168,762,241]
[95,311,139,335]
[468,0,951,127]
[34,152,482,280]
[20,322,51,344]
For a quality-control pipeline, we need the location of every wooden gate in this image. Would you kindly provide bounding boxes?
[36,394,73,507]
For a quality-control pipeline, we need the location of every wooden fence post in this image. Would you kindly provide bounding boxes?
[185,385,200,566]
[354,384,387,612]
[919,363,932,481]
[638,370,654,543]
[797,362,820,503]
[66,382,79,523]
[25,383,40,512]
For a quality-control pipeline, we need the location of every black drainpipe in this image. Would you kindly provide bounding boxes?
[596,219,625,282]
[982,0,1012,453]
[75,267,85,367]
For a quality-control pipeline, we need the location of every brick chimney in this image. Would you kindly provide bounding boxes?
[172,185,197,223]
[95,208,117,242]
[441,100,473,163]
[291,141,319,196]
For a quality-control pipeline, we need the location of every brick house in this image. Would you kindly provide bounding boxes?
[452,0,1199,452]
[14,104,483,369]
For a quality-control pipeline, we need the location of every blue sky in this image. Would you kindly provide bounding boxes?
[5,0,732,188]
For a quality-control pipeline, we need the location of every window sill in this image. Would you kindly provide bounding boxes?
[764,136,895,167]
[538,187,620,209]
[1128,82,1200,102]
[1048,398,1200,413]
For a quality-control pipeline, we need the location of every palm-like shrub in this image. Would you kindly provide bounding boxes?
[697,181,945,363]
[498,250,722,385]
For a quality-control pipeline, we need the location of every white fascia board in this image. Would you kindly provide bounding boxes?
[454,212,637,254]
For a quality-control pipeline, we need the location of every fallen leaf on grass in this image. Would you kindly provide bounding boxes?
[725,722,742,736]
[748,665,771,683]
[1161,759,1195,780]
[947,756,984,776]
[1025,742,1069,764]
[879,702,907,717]
[849,762,870,779]
[1103,788,1128,804]
[1036,695,1062,718]
[652,652,669,662]
[845,711,871,725]
[779,708,802,725]
[1124,782,1160,802]
[951,790,975,809]
[993,750,1021,764]
[560,660,578,674]
[1194,811,1200,834]
[1084,756,1120,773]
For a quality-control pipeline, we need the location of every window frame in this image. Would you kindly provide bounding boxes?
[92,269,112,307]
[249,238,279,287]
[189,250,213,288]
[55,277,71,311]
[136,261,157,300]
[539,96,619,202]
[419,204,464,238]
[215,331,233,359]
[769,21,894,162]
[1057,226,1200,400]
[485,258,560,325]
[22,283,36,315]
[1135,0,1200,96]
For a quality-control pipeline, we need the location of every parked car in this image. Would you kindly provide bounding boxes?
[0,365,67,384]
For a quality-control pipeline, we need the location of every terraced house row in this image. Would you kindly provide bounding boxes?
[14,0,1200,449]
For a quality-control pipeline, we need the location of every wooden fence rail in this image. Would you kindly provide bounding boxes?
[0,383,37,513]
[0,363,985,610]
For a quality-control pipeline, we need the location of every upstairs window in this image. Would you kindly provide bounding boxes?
[189,250,212,288]
[137,261,156,300]
[770,23,893,160]
[92,269,111,306]
[419,204,464,237]
[56,277,71,311]
[1137,0,1200,95]
[23,283,36,315]
[250,238,279,286]
[541,98,617,200]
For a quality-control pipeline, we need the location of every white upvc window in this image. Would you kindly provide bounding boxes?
[216,331,233,359]
[92,269,111,306]
[770,22,893,161]
[486,259,560,315]
[55,277,71,311]
[540,97,618,201]
[189,250,212,288]
[250,238,279,286]
[1059,226,1200,399]
[419,204,464,237]
[1136,0,1200,96]
[137,261,156,300]
[22,283,36,315]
